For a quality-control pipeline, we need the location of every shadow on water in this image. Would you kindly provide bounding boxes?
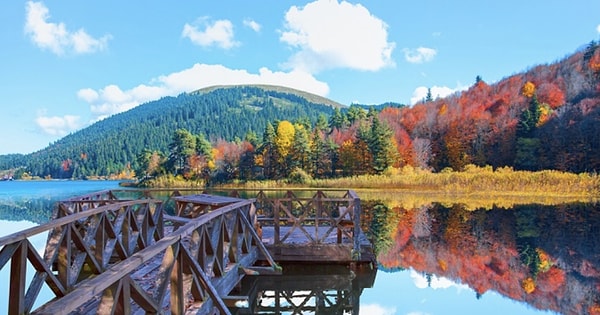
[363,199,600,315]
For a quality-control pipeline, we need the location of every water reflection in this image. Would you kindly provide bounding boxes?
[0,198,56,224]
[365,201,600,315]
[232,264,377,314]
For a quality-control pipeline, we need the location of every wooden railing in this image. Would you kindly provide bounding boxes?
[57,189,122,215]
[107,189,364,258]
[33,199,278,315]
[0,188,365,314]
[249,190,362,258]
[0,199,163,315]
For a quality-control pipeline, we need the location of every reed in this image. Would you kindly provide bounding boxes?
[220,165,600,199]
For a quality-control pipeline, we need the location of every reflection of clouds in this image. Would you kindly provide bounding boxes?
[0,220,37,236]
[259,290,316,308]
[0,220,48,256]
[360,303,396,315]
[410,269,469,291]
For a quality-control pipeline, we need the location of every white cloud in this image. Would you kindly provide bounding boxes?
[77,88,99,103]
[360,304,396,315]
[403,47,437,64]
[243,19,261,32]
[24,1,111,55]
[79,64,329,120]
[597,24,600,33]
[410,270,469,290]
[410,85,464,105]
[35,112,81,136]
[182,18,240,49]
[280,0,395,73]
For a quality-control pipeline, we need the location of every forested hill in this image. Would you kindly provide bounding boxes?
[0,85,339,178]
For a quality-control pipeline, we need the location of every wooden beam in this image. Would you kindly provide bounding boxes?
[9,241,26,315]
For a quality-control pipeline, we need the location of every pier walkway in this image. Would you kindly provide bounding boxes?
[0,189,375,314]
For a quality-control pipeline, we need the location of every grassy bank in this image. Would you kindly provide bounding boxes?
[219,165,600,198]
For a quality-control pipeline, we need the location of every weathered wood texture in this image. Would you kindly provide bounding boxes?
[32,199,277,315]
[0,199,163,315]
[82,189,373,263]
[0,188,372,314]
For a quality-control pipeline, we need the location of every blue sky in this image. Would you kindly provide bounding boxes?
[1,1,599,155]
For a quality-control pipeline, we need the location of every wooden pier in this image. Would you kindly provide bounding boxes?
[0,189,375,314]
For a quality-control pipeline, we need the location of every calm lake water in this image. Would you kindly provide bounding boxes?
[0,180,598,314]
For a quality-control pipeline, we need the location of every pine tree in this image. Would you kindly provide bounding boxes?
[368,117,395,174]
[329,108,345,130]
[290,124,312,174]
[167,129,196,175]
[259,122,277,179]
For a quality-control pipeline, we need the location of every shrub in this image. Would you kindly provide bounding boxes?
[287,168,313,184]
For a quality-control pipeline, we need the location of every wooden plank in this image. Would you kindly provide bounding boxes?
[9,241,26,315]
[264,244,353,262]
[173,194,242,206]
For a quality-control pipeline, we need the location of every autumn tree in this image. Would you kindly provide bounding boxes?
[412,138,432,169]
[275,120,295,158]
[273,120,295,177]
[237,141,255,181]
[135,149,165,180]
[338,138,371,176]
[522,81,536,98]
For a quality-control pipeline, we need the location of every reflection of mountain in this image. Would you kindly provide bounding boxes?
[372,202,600,315]
[0,198,56,224]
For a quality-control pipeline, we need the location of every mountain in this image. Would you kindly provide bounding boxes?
[0,85,341,178]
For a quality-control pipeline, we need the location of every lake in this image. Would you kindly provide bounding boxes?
[0,180,598,314]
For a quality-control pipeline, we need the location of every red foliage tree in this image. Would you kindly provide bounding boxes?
[537,83,565,109]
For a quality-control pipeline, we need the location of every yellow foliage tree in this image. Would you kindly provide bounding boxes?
[275,120,295,159]
[522,277,536,294]
[536,104,552,127]
[522,81,536,98]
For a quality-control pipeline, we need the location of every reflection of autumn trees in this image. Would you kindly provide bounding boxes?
[369,202,600,315]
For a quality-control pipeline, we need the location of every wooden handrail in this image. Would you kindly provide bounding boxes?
[33,199,279,315]
[0,199,163,315]
[0,199,161,246]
